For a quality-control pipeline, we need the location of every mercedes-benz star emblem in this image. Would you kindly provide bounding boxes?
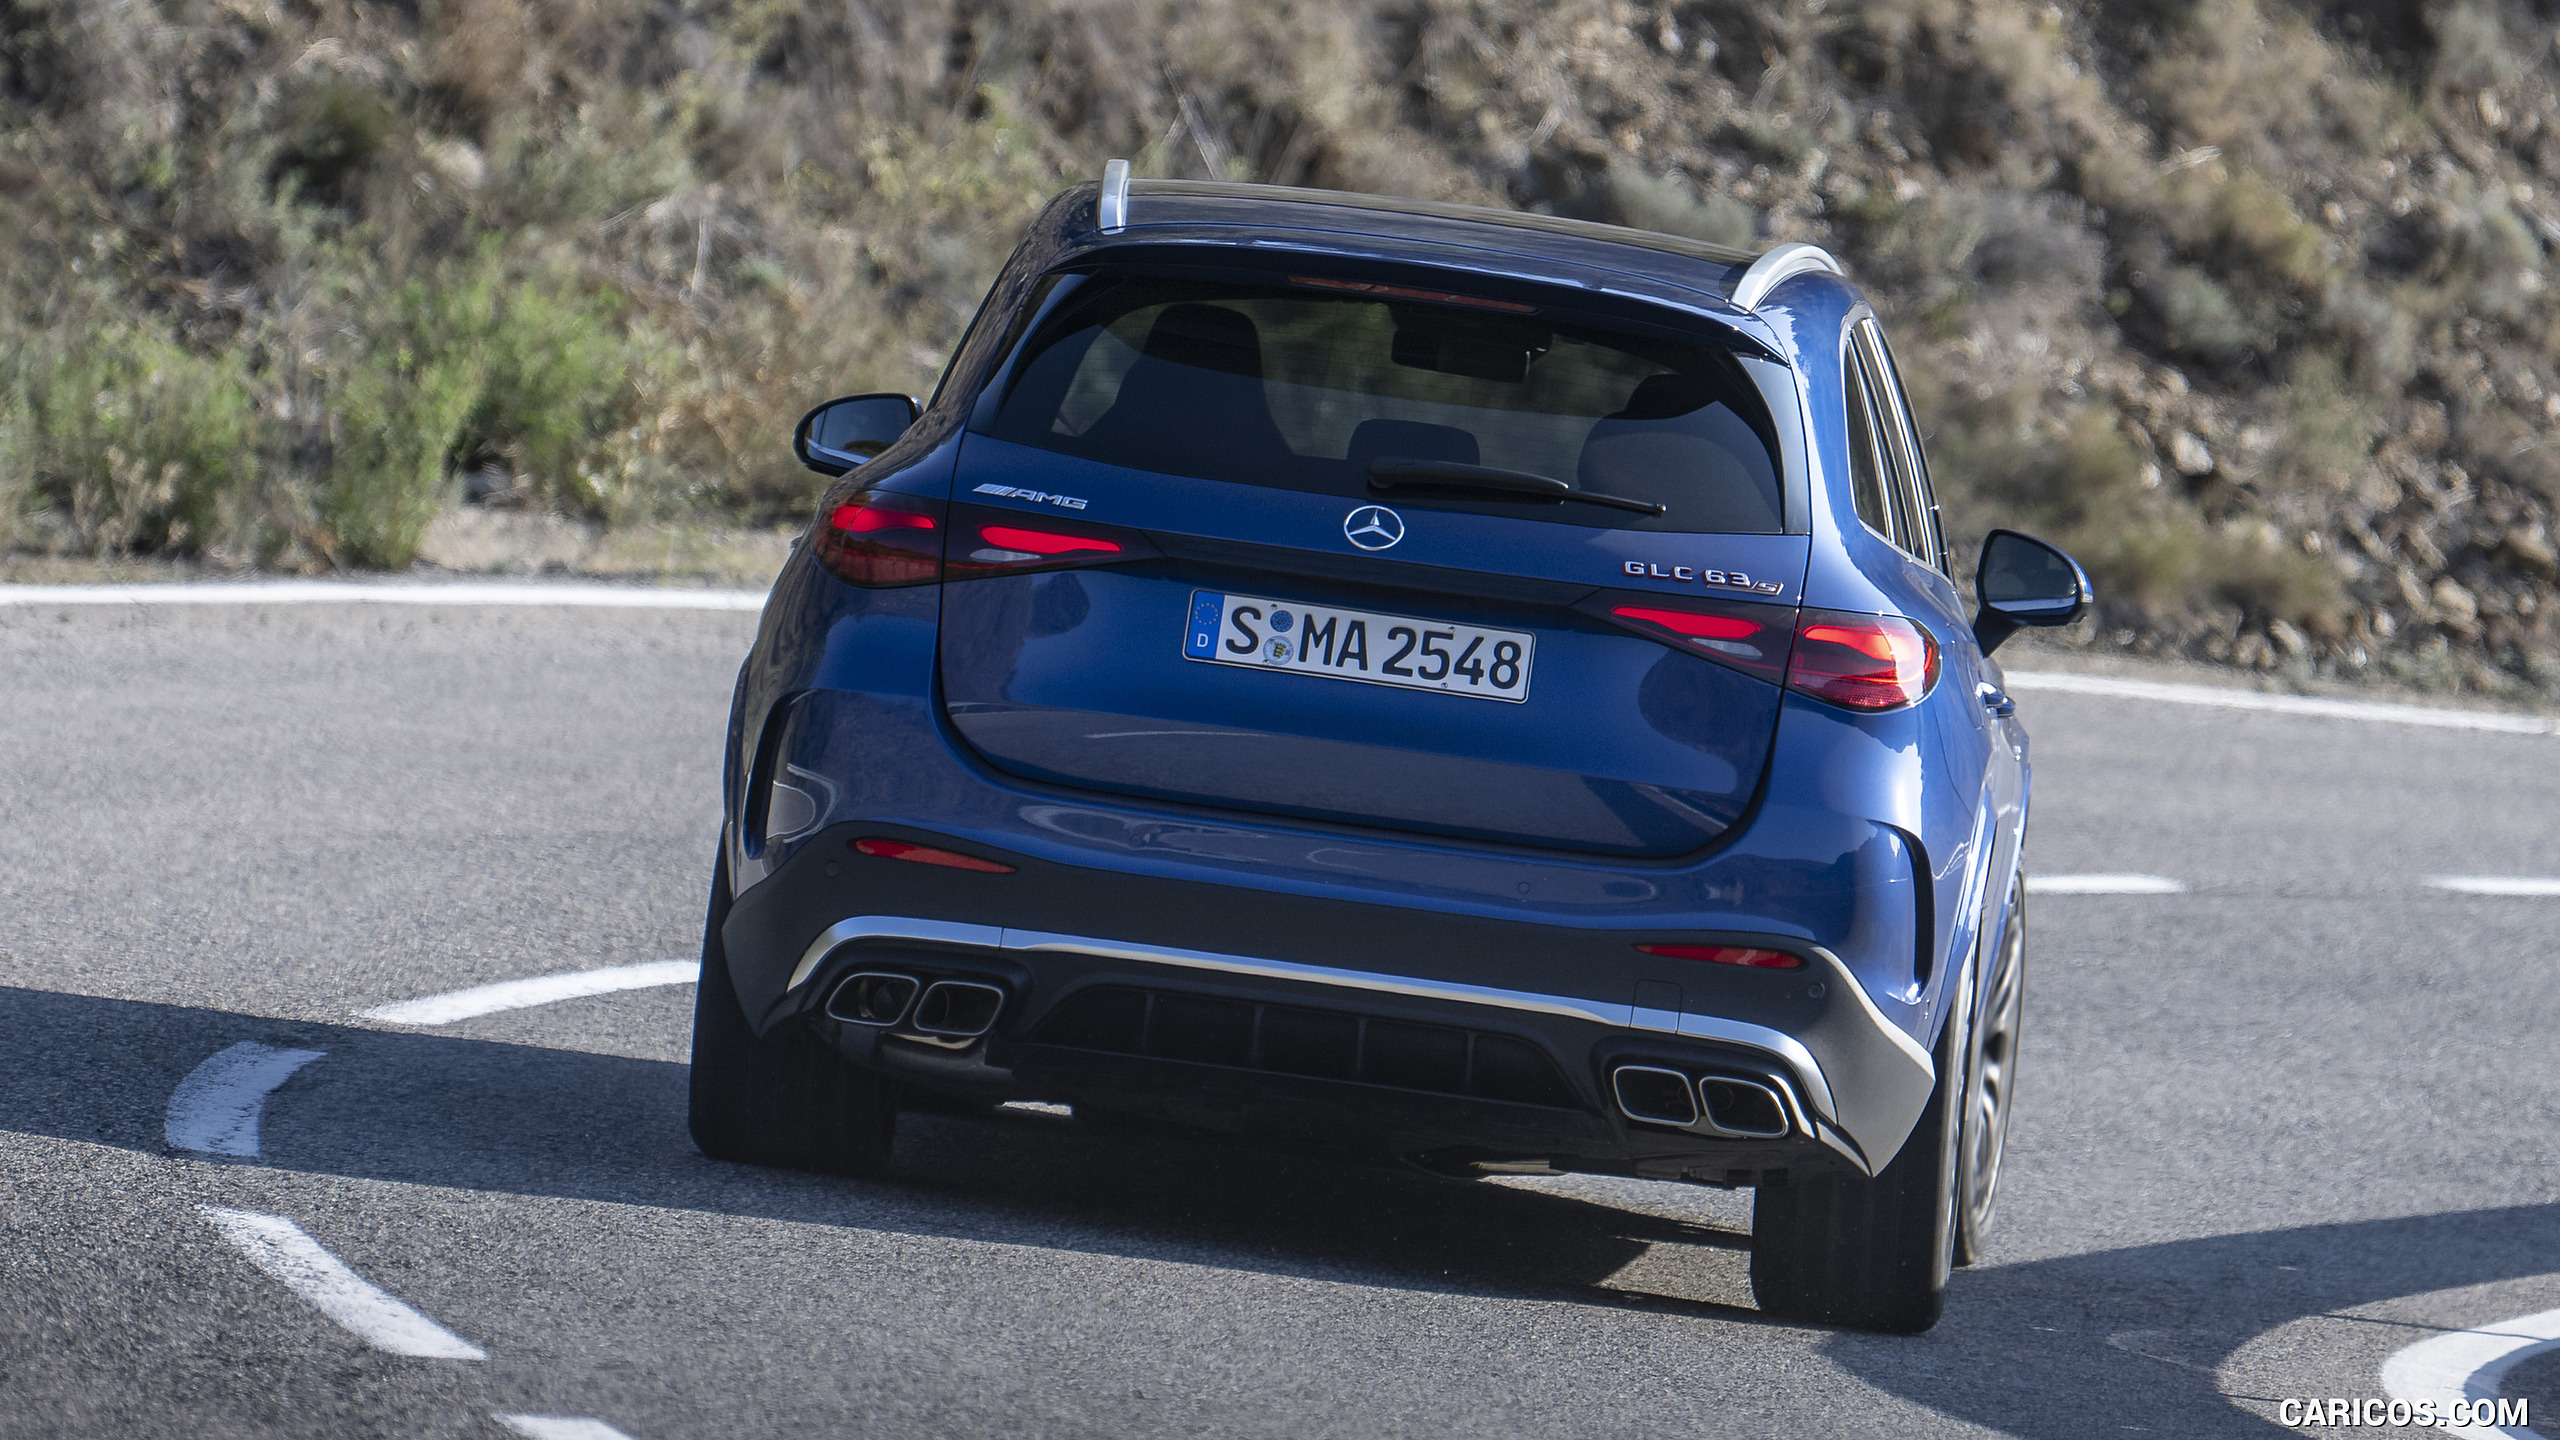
[1343,504,1405,551]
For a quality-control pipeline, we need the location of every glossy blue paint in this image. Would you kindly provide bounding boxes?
[718,177,2049,1169]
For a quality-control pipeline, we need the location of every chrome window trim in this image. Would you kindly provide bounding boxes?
[779,915,1932,1124]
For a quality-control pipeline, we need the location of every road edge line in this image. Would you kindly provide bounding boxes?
[2005,671,2558,735]
[2380,1303,2560,1439]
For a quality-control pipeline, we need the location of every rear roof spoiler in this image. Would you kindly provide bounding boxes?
[1099,158,1131,234]
[1729,242,1845,311]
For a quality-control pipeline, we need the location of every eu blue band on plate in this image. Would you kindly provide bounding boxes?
[1184,590,1225,658]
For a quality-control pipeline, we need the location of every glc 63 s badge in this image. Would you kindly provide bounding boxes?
[1622,559,1786,596]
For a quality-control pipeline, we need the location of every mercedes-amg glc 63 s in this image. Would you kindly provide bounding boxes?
[689,161,2091,1334]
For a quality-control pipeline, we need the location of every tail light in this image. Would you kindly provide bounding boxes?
[810,493,945,587]
[811,493,1157,588]
[1581,594,1791,683]
[1785,609,1937,711]
[1637,943,1804,970]
[943,504,1159,580]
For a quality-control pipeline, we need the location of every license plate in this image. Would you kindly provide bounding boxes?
[1181,591,1534,703]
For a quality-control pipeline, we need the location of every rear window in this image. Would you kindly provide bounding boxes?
[978,269,1785,534]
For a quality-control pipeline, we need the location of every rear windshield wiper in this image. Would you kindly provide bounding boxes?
[1367,458,1667,517]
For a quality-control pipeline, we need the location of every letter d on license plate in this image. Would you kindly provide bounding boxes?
[1181,591,1533,702]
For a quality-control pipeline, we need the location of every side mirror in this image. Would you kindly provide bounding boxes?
[1974,529,2091,656]
[794,393,922,476]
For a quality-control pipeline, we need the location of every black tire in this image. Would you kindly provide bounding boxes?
[1955,878,2026,1267]
[687,848,896,1175]
[1750,960,1968,1334]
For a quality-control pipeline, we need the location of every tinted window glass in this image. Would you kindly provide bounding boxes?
[1841,347,1897,543]
[981,271,1785,534]
[1855,321,1944,571]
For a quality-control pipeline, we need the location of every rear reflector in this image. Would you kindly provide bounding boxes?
[851,838,1016,873]
[811,496,944,587]
[1784,609,1938,711]
[1636,943,1804,969]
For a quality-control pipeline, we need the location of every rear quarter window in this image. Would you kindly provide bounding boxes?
[979,269,1787,535]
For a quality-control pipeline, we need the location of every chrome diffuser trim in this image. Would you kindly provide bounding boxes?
[781,914,1910,1127]
[786,917,1004,991]
[1001,928,1629,1027]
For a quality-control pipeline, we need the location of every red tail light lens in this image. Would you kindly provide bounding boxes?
[1636,943,1804,969]
[944,504,1157,580]
[852,837,1016,873]
[1784,609,1937,710]
[972,525,1123,561]
[1584,595,1791,683]
[811,496,944,587]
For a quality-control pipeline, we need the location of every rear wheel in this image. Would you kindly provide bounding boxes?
[1956,878,2026,1266]
[1750,962,1967,1334]
[688,847,897,1175]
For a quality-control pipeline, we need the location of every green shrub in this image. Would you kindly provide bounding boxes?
[324,297,486,567]
[2269,351,2378,490]
[2149,267,2252,363]
[25,321,266,554]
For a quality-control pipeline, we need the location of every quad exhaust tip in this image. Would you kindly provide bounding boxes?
[828,972,921,1027]
[1610,1063,1797,1140]
[912,980,1006,1038]
[1611,1065,1700,1128]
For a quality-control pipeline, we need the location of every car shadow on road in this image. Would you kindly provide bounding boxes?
[7,981,2556,1437]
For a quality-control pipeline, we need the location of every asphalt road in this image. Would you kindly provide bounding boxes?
[2,599,2556,1438]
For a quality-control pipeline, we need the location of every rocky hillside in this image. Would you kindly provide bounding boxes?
[6,0,2560,694]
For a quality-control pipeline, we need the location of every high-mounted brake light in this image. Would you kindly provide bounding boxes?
[810,496,945,587]
[852,837,1016,873]
[1636,943,1804,970]
[1586,596,1791,683]
[1287,275,1539,314]
[1784,609,1938,711]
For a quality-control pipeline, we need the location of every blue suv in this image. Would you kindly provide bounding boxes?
[688,162,2091,1334]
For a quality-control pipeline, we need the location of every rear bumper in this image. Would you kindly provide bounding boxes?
[723,822,1936,1177]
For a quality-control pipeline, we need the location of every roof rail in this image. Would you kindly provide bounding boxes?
[1729,242,1844,311]
[1098,158,1132,234]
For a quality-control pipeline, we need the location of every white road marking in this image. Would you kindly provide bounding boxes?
[2380,1303,2560,1438]
[2025,874,2189,894]
[199,1207,486,1360]
[0,580,764,610]
[165,1042,326,1157]
[362,961,698,1025]
[2006,671,2560,735]
[495,1417,643,1440]
[2432,877,2560,897]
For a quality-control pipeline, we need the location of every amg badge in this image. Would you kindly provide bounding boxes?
[973,483,1088,510]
